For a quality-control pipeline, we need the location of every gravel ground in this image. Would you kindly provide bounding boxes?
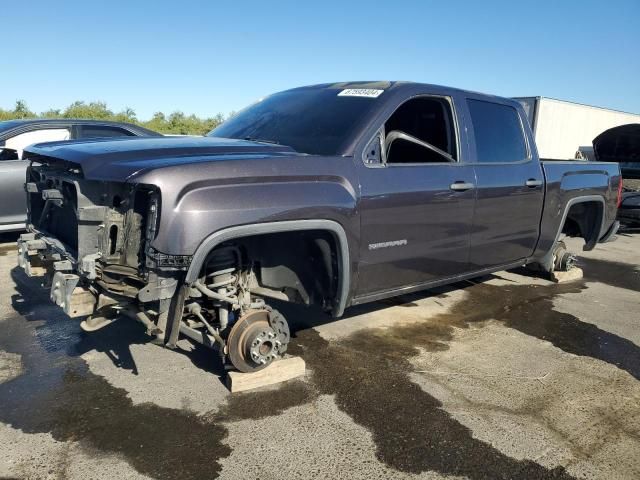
[0,231,638,480]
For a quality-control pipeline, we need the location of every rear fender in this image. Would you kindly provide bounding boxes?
[538,195,605,271]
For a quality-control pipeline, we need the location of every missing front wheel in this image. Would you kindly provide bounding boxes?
[226,309,290,373]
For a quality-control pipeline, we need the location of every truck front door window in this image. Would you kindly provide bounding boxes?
[384,97,457,164]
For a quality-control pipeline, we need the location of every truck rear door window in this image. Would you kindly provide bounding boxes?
[467,99,528,163]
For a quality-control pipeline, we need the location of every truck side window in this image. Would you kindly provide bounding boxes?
[384,97,457,164]
[467,99,528,163]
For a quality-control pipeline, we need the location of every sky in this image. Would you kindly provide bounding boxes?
[2,0,639,120]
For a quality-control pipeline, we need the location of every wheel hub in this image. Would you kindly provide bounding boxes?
[226,309,290,372]
[248,327,279,365]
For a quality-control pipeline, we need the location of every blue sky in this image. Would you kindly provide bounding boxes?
[2,0,639,119]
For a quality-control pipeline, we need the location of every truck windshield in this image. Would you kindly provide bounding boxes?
[208,89,380,155]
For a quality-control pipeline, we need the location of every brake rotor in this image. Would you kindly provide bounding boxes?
[552,240,576,272]
[226,309,290,372]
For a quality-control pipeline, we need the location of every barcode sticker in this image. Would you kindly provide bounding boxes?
[338,89,384,98]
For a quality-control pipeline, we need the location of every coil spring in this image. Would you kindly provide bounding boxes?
[202,246,243,331]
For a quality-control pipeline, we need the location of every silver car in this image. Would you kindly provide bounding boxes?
[0,119,160,232]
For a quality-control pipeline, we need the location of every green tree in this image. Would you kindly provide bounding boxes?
[0,99,227,136]
[62,101,113,119]
[40,108,62,118]
[113,107,138,123]
[13,100,35,118]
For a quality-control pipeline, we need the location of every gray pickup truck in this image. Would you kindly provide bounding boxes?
[17,81,622,373]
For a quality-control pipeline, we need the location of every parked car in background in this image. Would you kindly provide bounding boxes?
[592,123,640,176]
[0,119,161,232]
[618,190,640,227]
[17,81,622,375]
[592,123,640,227]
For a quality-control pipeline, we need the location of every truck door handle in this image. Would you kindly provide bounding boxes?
[525,179,543,187]
[449,181,475,192]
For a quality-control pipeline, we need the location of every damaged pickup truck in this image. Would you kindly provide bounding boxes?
[17,82,622,373]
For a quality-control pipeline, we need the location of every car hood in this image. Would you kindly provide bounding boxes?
[620,191,640,209]
[23,136,298,181]
[592,123,640,178]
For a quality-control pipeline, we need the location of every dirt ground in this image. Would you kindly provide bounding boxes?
[0,231,638,480]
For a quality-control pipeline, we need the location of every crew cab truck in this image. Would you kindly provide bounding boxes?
[17,82,622,373]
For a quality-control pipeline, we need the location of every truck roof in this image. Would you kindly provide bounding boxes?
[286,80,516,103]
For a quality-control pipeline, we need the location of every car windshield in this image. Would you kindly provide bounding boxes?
[208,88,381,155]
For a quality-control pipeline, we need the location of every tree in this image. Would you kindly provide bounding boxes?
[113,107,137,123]
[13,100,35,118]
[62,101,113,119]
[41,109,62,118]
[0,100,227,135]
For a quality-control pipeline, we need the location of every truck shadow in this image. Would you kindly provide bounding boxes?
[0,231,20,243]
[9,266,147,375]
[0,232,19,258]
[9,265,228,382]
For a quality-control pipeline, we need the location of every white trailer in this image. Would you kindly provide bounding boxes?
[514,96,640,160]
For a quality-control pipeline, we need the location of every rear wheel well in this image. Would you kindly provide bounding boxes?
[561,200,604,250]
[199,230,341,312]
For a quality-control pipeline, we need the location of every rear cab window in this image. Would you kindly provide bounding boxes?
[467,99,528,163]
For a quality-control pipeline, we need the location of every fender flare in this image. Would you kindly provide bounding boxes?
[539,195,606,271]
[184,219,351,317]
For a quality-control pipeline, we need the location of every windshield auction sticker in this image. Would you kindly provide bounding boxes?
[338,89,384,98]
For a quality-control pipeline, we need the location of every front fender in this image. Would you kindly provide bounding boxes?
[132,155,359,258]
[159,176,357,256]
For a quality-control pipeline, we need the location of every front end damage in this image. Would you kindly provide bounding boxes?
[19,159,179,327]
[18,158,291,373]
